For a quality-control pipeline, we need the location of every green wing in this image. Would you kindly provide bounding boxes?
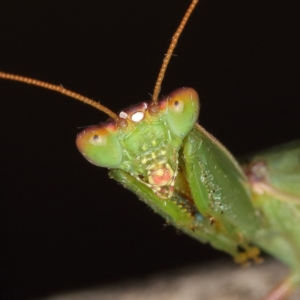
[242,140,300,271]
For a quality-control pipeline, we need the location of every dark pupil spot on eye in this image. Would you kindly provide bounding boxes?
[93,135,99,141]
[174,100,179,106]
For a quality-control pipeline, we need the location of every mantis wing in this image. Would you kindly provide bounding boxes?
[242,141,300,272]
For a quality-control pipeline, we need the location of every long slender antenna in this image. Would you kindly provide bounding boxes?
[152,0,199,104]
[0,71,118,120]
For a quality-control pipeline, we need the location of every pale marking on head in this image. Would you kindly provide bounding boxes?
[148,164,174,187]
[89,135,107,146]
[158,159,167,164]
[173,99,184,113]
[119,111,128,119]
[147,163,156,170]
[131,111,144,122]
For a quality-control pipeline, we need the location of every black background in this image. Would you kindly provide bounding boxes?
[1,1,300,299]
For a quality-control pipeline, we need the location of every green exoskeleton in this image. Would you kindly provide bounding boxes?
[1,0,299,299]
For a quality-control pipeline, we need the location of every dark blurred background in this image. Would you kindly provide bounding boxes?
[1,1,300,299]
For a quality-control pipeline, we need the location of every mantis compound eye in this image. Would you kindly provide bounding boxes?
[165,88,200,137]
[76,125,122,168]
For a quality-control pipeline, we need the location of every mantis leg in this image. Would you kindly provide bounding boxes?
[262,271,300,300]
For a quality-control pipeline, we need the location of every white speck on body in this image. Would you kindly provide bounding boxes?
[119,111,128,119]
[131,111,144,122]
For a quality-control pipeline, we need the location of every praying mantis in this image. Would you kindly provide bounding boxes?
[2,1,300,299]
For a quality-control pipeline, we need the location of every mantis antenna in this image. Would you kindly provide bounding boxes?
[152,0,199,104]
[0,71,118,120]
[0,0,198,118]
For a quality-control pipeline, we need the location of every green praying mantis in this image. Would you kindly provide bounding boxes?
[2,1,300,299]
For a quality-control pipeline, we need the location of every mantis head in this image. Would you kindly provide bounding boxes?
[76,88,200,198]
